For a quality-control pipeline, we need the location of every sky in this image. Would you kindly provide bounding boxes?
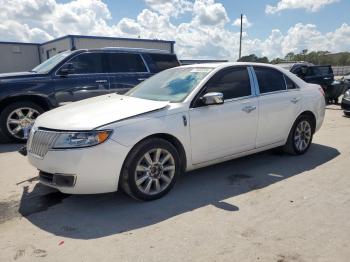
[0,0,349,60]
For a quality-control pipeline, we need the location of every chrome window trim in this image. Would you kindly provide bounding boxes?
[54,51,150,77]
[223,94,257,104]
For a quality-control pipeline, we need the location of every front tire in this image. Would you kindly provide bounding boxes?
[283,116,314,155]
[0,102,44,143]
[120,138,181,201]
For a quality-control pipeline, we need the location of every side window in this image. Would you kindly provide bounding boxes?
[313,66,332,76]
[69,53,103,74]
[149,54,180,72]
[306,67,315,77]
[106,53,147,73]
[284,75,298,90]
[204,67,251,100]
[254,67,286,94]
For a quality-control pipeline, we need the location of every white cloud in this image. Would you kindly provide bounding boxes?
[192,0,229,26]
[233,15,252,28]
[117,18,142,36]
[144,0,193,17]
[0,0,349,60]
[266,0,339,14]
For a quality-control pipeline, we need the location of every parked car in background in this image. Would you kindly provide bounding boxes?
[25,63,325,200]
[342,72,350,84]
[0,48,180,142]
[278,62,345,104]
[341,89,350,117]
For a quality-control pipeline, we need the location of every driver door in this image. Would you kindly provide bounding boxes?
[189,66,259,165]
[53,52,110,105]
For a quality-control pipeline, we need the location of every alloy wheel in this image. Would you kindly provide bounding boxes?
[294,120,312,152]
[134,148,176,195]
[6,107,40,140]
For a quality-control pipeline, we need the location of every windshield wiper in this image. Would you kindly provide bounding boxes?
[29,70,37,73]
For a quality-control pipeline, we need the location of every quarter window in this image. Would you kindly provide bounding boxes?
[254,67,286,94]
[284,75,298,89]
[69,53,104,74]
[106,53,147,73]
[203,67,251,100]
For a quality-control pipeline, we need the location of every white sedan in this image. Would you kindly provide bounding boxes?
[27,63,325,200]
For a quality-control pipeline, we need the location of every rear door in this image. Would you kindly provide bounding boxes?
[53,52,110,104]
[105,53,152,94]
[254,67,302,147]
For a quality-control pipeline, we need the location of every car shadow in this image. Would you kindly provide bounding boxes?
[0,143,24,154]
[19,143,339,240]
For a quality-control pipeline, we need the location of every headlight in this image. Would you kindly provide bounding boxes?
[343,89,350,101]
[52,130,112,149]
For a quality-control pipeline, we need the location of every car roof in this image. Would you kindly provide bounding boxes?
[178,62,287,70]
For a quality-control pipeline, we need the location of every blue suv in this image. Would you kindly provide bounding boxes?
[0,48,180,142]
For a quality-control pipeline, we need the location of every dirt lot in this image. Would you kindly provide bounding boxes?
[0,106,349,262]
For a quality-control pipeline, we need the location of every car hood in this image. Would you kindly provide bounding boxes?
[35,94,169,130]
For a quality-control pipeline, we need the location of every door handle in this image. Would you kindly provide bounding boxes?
[95,80,108,83]
[242,105,256,113]
[291,97,301,103]
[138,78,147,81]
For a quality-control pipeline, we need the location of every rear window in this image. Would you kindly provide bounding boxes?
[149,54,180,72]
[106,53,147,73]
[307,66,333,76]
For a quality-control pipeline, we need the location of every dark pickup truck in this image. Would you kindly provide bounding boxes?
[0,48,180,142]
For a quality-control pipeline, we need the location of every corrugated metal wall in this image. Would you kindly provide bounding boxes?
[0,43,40,73]
[39,38,71,61]
[74,37,172,53]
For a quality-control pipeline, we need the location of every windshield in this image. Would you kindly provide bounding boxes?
[32,51,73,73]
[126,67,213,102]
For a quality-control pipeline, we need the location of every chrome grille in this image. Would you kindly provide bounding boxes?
[28,130,60,158]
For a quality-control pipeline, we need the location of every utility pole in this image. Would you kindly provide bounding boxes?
[239,13,243,60]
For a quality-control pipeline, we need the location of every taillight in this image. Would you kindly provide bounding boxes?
[318,87,325,96]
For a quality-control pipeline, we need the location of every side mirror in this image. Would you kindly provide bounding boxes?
[58,63,74,76]
[201,92,224,106]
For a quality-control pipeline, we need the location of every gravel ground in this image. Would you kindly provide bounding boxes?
[0,106,349,262]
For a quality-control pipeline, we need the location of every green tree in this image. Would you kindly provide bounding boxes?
[284,52,295,61]
[238,54,269,63]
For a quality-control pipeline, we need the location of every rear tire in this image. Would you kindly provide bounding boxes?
[344,111,350,117]
[283,116,314,155]
[120,138,181,201]
[0,101,44,143]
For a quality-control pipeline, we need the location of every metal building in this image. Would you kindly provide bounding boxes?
[0,42,40,73]
[0,35,175,73]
